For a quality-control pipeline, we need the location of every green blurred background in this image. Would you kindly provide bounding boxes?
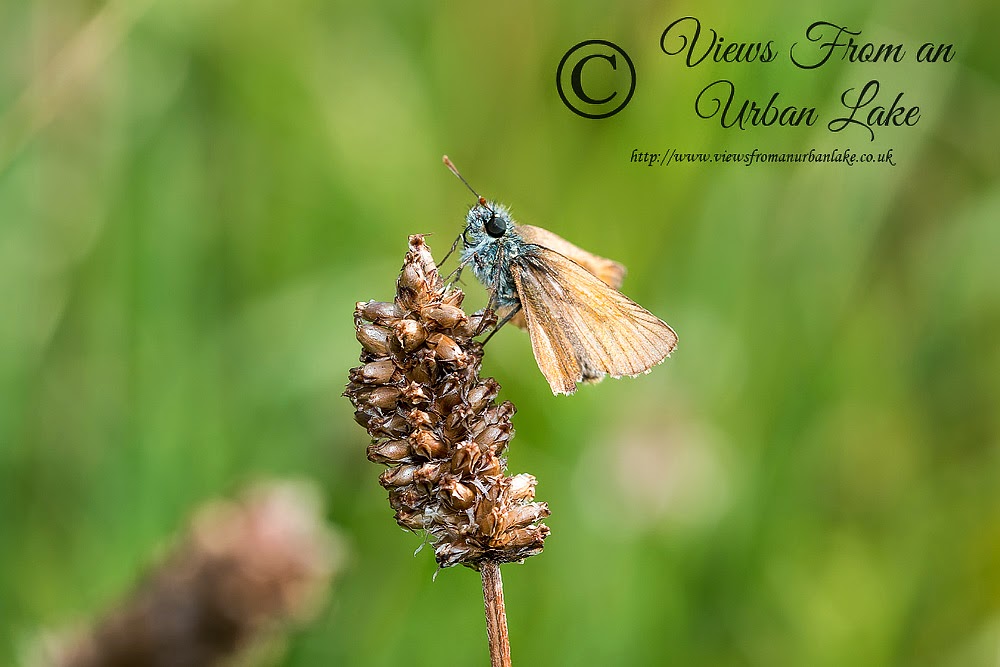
[2,0,999,665]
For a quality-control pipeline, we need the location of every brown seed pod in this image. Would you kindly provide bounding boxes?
[358,300,404,324]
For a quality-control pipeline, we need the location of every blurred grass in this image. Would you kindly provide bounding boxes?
[1,0,999,665]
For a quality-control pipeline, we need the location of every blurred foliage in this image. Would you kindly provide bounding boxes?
[1,0,999,665]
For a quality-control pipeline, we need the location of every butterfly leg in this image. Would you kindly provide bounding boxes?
[439,232,464,267]
[474,289,499,336]
[444,253,475,285]
[482,304,522,344]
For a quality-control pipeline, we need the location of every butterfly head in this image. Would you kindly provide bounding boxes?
[465,199,512,244]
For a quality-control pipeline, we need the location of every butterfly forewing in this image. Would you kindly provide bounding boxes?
[512,246,677,395]
[515,225,626,288]
[506,225,627,332]
[508,272,582,395]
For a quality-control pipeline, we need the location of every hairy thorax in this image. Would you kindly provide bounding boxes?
[460,203,526,310]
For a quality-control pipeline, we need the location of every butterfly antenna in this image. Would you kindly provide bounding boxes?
[442,155,493,212]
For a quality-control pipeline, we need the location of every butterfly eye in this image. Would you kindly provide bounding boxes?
[485,213,506,238]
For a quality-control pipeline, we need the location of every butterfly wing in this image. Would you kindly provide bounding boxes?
[511,246,678,395]
[506,225,626,330]
[514,225,626,288]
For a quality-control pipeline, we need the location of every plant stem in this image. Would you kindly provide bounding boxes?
[481,560,512,667]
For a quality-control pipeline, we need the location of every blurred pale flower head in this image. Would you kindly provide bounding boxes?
[574,396,733,535]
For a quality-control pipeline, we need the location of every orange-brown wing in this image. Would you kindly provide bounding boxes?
[509,266,582,395]
[511,247,677,395]
[515,225,626,288]
[508,225,626,330]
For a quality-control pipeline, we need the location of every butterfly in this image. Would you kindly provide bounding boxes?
[443,156,677,395]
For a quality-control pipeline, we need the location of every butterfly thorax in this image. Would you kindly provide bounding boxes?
[460,202,527,309]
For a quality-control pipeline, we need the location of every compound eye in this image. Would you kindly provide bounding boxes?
[484,213,506,238]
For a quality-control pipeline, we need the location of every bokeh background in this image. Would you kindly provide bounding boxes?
[2,0,999,665]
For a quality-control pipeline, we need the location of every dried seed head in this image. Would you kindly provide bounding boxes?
[425,332,465,362]
[359,359,396,384]
[357,300,404,324]
[393,319,427,352]
[411,429,448,460]
[357,323,392,356]
[421,303,468,330]
[367,439,412,464]
[367,386,403,410]
[345,235,549,569]
[507,473,537,501]
[439,477,476,510]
